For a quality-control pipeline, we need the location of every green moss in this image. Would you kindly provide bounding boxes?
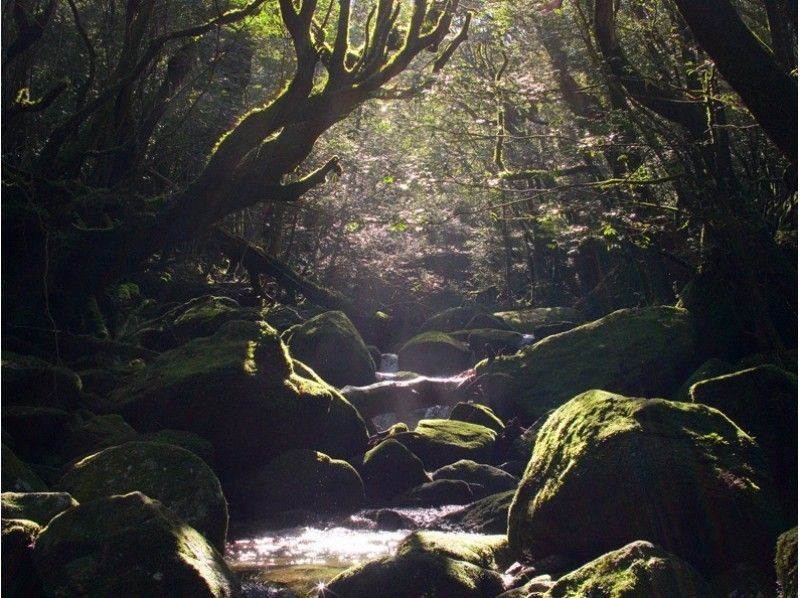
[450,402,505,432]
[392,419,497,470]
[58,441,228,552]
[475,306,698,421]
[508,390,783,576]
[2,492,78,526]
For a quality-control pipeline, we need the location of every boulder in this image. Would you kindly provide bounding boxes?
[138,429,215,464]
[1,352,82,409]
[134,295,261,351]
[395,479,474,507]
[475,307,698,421]
[2,492,77,525]
[418,306,493,334]
[466,312,514,331]
[672,358,735,402]
[33,492,240,597]
[431,459,518,498]
[241,449,364,520]
[508,390,784,576]
[2,406,71,465]
[359,439,429,504]
[3,518,44,597]
[547,541,712,597]
[108,320,369,479]
[398,332,471,376]
[465,329,526,360]
[322,531,507,598]
[450,402,505,433]
[58,441,228,552]
[433,490,515,534]
[2,444,47,492]
[62,413,138,460]
[492,307,583,335]
[776,528,797,598]
[392,419,497,470]
[284,310,375,387]
[262,304,305,332]
[690,365,798,520]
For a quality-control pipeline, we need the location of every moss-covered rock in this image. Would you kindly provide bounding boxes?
[398,331,471,376]
[360,439,430,504]
[2,406,71,465]
[547,541,712,597]
[262,304,305,332]
[58,441,228,552]
[450,402,505,433]
[434,490,516,534]
[475,307,698,421]
[493,307,583,335]
[776,527,797,598]
[33,492,240,597]
[139,429,215,464]
[395,479,474,507]
[690,365,798,520]
[242,449,364,520]
[392,419,497,470]
[431,459,518,498]
[2,518,45,597]
[109,320,369,479]
[1,351,82,409]
[2,492,77,525]
[322,531,506,598]
[508,390,783,576]
[62,413,138,460]
[284,311,375,387]
[1,444,47,492]
[672,358,735,402]
[134,295,262,351]
[465,312,514,331]
[419,306,494,334]
[465,329,526,360]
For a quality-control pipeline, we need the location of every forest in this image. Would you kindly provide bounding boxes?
[1,0,797,596]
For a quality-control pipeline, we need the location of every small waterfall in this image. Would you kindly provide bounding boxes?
[379,353,399,373]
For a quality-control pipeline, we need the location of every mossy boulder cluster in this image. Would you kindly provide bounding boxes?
[390,419,498,470]
[475,306,698,420]
[508,390,784,577]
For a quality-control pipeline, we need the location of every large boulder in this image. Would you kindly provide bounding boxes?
[493,307,583,335]
[1,352,82,409]
[61,413,138,460]
[359,439,430,504]
[450,402,505,433]
[433,490,515,534]
[392,419,497,470]
[776,527,797,598]
[547,541,712,597]
[398,332,472,376]
[2,518,45,597]
[475,307,698,420]
[284,310,375,387]
[134,295,261,351]
[431,459,518,498]
[2,444,47,492]
[462,329,526,361]
[508,390,784,576]
[690,365,798,520]
[108,320,369,479]
[58,441,228,552]
[395,479,474,507]
[241,449,364,520]
[32,492,240,597]
[322,532,507,598]
[418,306,496,334]
[2,492,77,526]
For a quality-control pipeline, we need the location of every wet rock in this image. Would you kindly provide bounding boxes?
[475,306,698,420]
[450,402,504,433]
[548,541,711,597]
[776,527,797,598]
[33,492,240,597]
[433,490,515,534]
[58,441,228,552]
[2,352,82,409]
[1,444,47,492]
[284,311,375,387]
[392,419,497,470]
[109,320,369,478]
[396,479,474,507]
[508,389,784,576]
[243,449,364,520]
[431,459,518,498]
[2,492,77,526]
[359,439,429,504]
[691,365,798,520]
[2,518,45,597]
[398,331,471,376]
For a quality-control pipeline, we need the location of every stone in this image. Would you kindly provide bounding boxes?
[492,307,583,335]
[1,352,82,409]
[672,358,735,402]
[359,439,429,504]
[32,492,240,597]
[1,444,47,492]
[398,331,471,376]
[433,490,516,535]
[419,306,495,334]
[58,441,228,552]
[508,390,784,576]
[392,419,497,470]
[431,460,518,498]
[465,329,526,360]
[2,518,45,597]
[1,492,77,526]
[776,527,797,598]
[475,307,698,421]
[284,310,375,387]
[2,406,71,465]
[395,479,474,507]
[450,402,505,433]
